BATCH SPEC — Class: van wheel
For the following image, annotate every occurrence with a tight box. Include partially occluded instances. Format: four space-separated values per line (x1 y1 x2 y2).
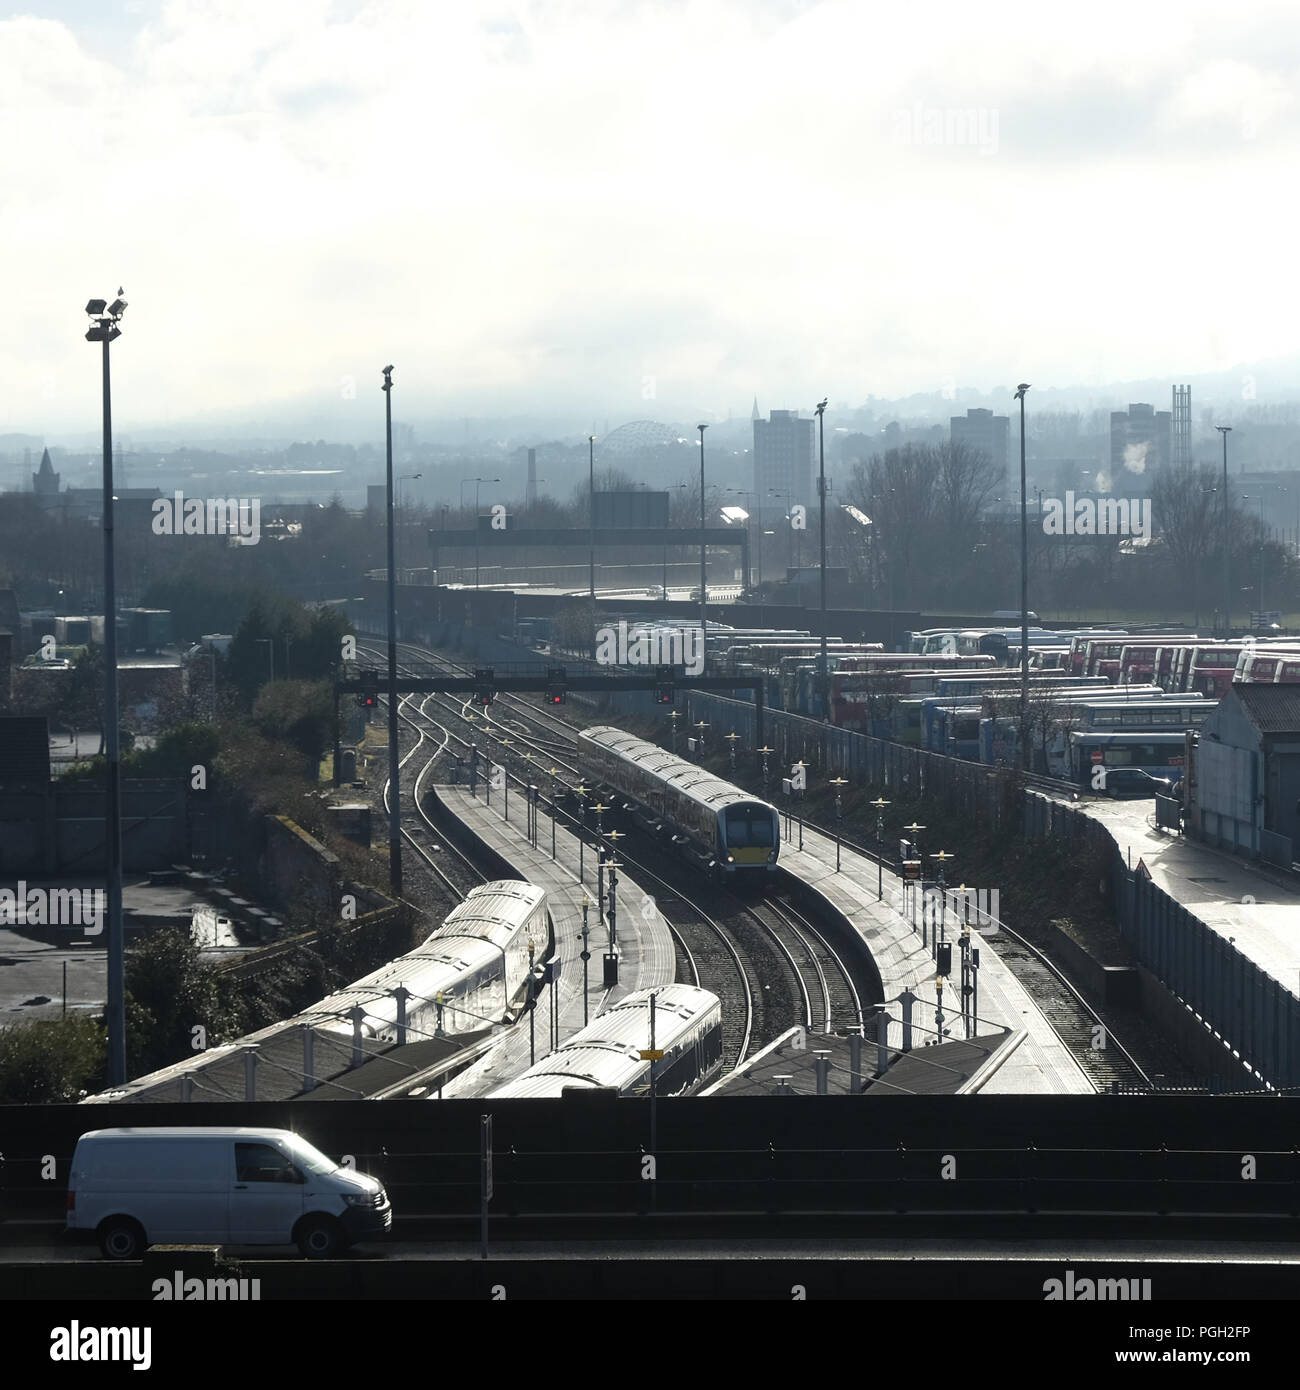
98 1217 146 1260
295 1216 343 1259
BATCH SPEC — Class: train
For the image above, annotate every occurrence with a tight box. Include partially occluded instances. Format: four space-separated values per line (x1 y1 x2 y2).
486 984 724 1098
302 880 547 1043
576 725 780 879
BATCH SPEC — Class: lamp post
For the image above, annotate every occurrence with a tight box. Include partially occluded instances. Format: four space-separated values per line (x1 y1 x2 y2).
1216 425 1232 636
85 292 128 1085
904 821 926 932
548 767 558 859
1014 383 1031 769
697 424 709 644
815 398 829 726
579 896 591 1025
527 937 536 1066
588 434 597 603
725 730 739 772
396 472 421 580
574 783 588 884
758 745 774 791
829 775 848 871
693 720 709 760
870 796 891 901
382 366 402 895
932 849 955 956
668 710 680 756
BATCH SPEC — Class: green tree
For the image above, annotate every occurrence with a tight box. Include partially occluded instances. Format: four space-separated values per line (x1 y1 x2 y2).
125 931 245 1078
0 1015 107 1103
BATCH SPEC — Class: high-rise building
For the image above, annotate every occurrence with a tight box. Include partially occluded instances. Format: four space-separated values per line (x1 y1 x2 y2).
1110 403 1171 475
1172 384 1192 470
753 408 815 521
949 408 1009 475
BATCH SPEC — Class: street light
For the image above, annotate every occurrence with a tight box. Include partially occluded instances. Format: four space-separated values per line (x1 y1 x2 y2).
589 435 597 603
382 366 402 895
85 291 127 1085
1014 383 1031 769
815 398 829 726
829 775 848 872
870 796 891 901
697 424 709 645
459 476 499 590
1216 426 1232 636
396 472 421 581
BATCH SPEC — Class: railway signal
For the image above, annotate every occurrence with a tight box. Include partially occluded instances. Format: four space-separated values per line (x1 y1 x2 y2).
474 667 496 707
653 664 675 704
359 668 379 708
545 665 567 705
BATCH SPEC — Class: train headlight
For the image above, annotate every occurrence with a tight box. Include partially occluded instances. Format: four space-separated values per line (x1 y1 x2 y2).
727 855 734 863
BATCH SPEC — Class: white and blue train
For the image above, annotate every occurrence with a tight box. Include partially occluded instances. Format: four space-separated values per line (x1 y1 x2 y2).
576 726 780 880
486 984 723 1098
304 880 547 1044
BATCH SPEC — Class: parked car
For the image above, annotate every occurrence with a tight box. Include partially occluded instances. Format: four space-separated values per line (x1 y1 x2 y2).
67 1126 391 1259
1100 767 1177 799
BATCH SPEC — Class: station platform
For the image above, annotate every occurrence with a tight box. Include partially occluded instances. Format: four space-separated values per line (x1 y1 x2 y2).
1073 795 1300 1001
779 818 1094 1095
431 782 675 1095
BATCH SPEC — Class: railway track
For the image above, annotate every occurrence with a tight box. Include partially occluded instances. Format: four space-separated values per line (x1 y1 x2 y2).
352 638 884 1070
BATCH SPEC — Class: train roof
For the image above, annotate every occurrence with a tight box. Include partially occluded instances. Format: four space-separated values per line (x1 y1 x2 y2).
487 986 720 1097
579 726 779 816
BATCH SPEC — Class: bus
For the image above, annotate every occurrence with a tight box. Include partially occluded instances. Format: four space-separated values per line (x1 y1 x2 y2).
1116 638 1202 685
1174 645 1247 697
1067 731 1189 787
1233 647 1300 683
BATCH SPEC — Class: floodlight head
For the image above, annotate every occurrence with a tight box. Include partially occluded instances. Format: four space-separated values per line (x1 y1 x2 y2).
85 298 107 316
108 298 127 317
697 423 708 432
816 397 828 413
1015 383 1031 398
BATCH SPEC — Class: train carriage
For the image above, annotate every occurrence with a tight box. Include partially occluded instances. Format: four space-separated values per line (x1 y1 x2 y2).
304 880 546 1043
576 726 779 878
486 985 723 1098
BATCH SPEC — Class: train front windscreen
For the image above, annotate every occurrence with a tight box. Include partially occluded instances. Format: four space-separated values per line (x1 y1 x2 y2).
724 804 777 865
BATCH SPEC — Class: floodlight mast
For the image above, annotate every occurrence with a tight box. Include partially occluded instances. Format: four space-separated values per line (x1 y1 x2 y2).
85 292 127 1085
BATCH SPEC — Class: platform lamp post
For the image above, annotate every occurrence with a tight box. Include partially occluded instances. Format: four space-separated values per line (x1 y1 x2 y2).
396 471 421 580
603 830 624 951
85 292 128 1086
574 784 588 884
960 920 973 1038
588 434 597 604
725 731 739 772
547 767 559 859
1013 383 1031 769
578 896 591 1025
829 776 848 872
758 745 774 791
1216 425 1233 636
932 850 955 955
668 709 681 756
870 796 891 901
527 937 537 1066
903 822 926 932
694 720 709 760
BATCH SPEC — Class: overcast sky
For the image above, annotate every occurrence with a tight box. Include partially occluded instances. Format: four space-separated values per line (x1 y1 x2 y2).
5 0 1300 440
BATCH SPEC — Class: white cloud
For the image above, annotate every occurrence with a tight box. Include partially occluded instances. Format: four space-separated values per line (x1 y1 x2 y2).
3 0 1300 436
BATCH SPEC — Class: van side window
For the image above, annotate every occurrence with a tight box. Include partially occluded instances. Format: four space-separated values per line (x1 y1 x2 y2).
235 1142 302 1184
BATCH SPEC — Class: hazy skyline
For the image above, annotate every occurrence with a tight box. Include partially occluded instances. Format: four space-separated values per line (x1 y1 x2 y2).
5 0 1300 440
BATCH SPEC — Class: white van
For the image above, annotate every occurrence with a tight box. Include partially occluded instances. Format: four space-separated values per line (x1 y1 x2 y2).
67 1126 392 1260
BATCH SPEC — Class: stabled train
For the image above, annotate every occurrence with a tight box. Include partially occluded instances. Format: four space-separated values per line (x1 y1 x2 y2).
486 985 724 1098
